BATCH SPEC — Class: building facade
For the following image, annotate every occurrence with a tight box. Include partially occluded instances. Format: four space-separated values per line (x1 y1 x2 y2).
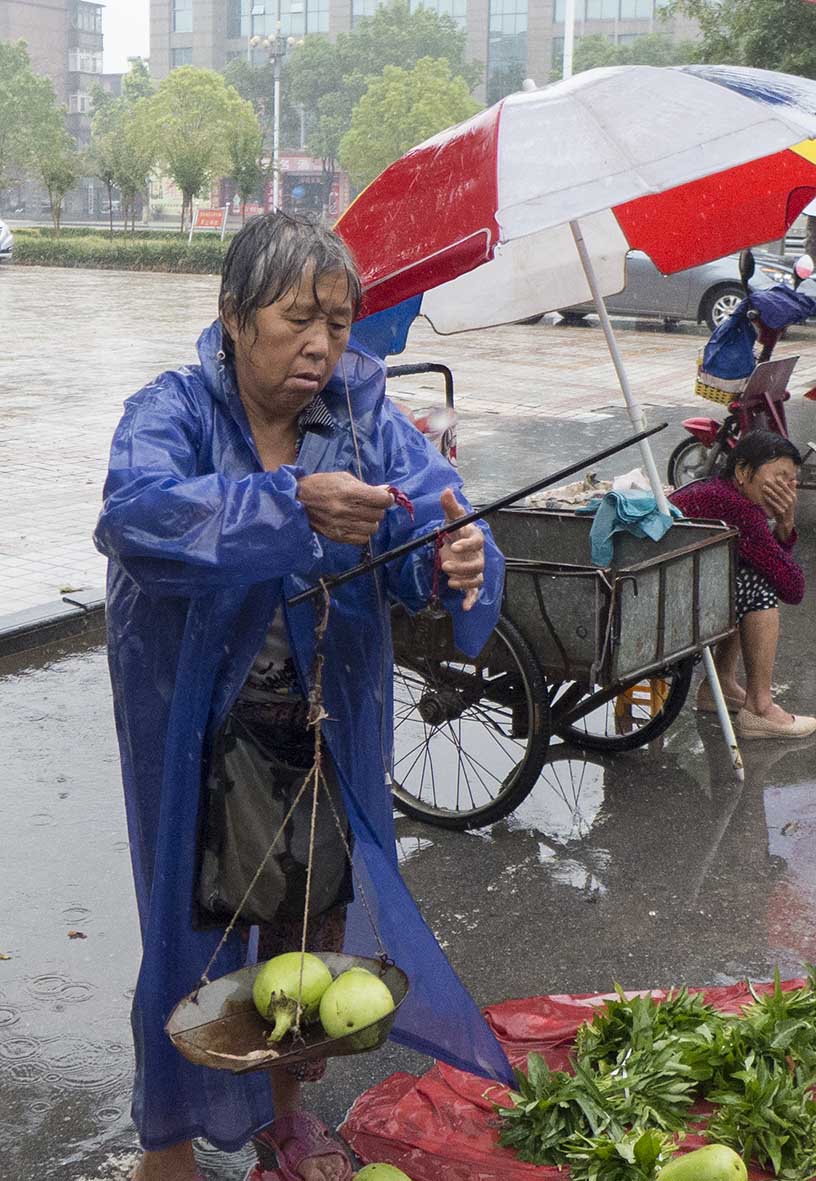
0 0 119 215
0 0 105 144
149 0 692 96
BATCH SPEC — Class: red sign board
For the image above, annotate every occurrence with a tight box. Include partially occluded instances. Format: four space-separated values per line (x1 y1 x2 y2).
195 209 227 229
188 206 228 243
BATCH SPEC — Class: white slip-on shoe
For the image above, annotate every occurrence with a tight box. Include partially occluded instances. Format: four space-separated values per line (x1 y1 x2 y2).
734 708 816 739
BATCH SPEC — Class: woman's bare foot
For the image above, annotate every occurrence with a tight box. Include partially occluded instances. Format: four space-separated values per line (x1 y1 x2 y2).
696 678 746 710
744 700 795 726
131 1141 199 1181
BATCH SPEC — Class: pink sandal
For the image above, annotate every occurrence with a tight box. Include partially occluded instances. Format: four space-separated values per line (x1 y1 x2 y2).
252 1112 354 1181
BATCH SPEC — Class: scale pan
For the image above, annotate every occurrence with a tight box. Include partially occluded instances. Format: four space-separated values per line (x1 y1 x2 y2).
165 952 409 1074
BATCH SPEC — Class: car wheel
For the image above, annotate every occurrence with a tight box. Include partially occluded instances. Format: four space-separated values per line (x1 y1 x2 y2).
558 310 588 325
702 285 744 331
515 313 545 325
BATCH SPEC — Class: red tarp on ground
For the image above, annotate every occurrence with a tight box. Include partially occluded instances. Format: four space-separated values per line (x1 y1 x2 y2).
340 981 808 1181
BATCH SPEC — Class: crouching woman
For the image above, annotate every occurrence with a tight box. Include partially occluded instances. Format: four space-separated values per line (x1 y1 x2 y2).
671 429 814 739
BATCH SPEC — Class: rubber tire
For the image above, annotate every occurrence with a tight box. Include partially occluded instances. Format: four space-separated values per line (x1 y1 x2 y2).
391 615 551 830
553 657 694 753
667 438 723 488
701 284 744 332
558 310 588 325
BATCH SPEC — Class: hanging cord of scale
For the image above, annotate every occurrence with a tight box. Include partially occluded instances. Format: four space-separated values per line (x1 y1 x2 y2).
193 360 395 1045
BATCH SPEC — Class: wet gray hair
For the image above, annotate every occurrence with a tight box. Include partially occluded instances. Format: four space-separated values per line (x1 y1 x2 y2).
218 211 362 342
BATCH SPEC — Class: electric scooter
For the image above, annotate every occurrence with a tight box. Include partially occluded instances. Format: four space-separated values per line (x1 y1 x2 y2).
667 250 816 490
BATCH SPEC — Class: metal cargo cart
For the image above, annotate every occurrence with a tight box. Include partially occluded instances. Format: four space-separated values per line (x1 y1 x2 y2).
386 366 739 831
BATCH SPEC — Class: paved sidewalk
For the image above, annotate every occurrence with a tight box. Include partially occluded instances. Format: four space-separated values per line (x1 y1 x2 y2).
3 265 816 617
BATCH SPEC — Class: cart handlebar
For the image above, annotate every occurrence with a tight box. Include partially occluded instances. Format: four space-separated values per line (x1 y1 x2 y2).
286 422 668 609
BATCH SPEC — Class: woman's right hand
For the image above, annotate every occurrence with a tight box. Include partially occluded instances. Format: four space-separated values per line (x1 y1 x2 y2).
297 472 394 545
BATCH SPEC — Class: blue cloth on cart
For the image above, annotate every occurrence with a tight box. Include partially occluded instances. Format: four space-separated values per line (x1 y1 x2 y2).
577 489 681 567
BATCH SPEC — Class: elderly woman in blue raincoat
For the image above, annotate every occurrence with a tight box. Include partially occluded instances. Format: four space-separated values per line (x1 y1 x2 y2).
95 213 511 1181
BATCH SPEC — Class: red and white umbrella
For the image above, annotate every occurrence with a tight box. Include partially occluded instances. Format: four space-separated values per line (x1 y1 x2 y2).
340 65 816 333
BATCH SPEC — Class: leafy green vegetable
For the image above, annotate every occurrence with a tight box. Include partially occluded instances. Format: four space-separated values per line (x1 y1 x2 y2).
707 1052 816 1181
497 970 816 1179
497 1054 622 1165
576 988 722 1073
561 1127 675 1181
732 968 816 1085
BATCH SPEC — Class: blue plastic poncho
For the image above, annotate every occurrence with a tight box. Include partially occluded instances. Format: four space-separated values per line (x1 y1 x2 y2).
94 322 512 1152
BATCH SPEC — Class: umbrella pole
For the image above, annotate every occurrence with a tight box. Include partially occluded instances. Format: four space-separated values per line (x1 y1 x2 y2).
569 218 744 782
569 219 669 512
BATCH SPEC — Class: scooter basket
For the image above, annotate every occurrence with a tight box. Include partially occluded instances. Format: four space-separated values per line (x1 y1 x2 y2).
694 354 748 406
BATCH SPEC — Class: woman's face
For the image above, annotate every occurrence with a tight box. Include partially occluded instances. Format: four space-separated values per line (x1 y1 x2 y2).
226 268 354 416
735 456 798 512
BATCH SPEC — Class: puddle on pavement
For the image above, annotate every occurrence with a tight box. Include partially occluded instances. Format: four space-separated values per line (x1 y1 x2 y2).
4 626 816 1176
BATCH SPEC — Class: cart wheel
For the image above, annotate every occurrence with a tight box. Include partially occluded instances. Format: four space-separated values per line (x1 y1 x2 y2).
391 615 551 829
551 658 694 752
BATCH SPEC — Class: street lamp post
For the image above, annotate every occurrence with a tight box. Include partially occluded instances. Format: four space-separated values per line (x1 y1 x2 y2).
250 29 301 212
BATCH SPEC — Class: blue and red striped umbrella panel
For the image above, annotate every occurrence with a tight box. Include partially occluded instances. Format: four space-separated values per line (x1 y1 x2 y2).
338 65 816 338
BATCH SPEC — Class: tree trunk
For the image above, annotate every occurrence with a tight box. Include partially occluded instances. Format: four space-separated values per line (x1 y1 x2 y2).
107 181 114 238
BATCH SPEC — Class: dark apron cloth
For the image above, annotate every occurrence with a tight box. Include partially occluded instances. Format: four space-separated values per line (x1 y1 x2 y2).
198 702 353 927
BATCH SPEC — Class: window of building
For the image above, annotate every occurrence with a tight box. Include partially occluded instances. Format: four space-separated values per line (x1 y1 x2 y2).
173 0 193 34
68 48 103 74
554 0 655 16
69 92 92 114
172 47 194 68
240 0 330 39
585 0 621 18
409 0 467 28
71 3 103 33
618 0 655 17
307 0 329 33
487 0 528 106
351 0 380 26
228 0 243 39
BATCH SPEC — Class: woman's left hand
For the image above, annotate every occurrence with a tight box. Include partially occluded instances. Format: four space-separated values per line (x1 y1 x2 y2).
438 488 485 611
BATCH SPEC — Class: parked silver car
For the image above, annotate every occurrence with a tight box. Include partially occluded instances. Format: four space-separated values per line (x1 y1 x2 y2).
0 219 13 261
561 250 795 331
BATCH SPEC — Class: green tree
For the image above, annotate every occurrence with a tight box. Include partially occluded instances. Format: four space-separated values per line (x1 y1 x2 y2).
289 0 480 172
223 57 301 152
0 41 64 194
227 109 265 221
31 121 82 233
672 0 816 76
122 57 153 102
88 88 120 234
89 60 158 235
115 100 158 232
569 32 700 76
142 67 257 230
339 56 480 189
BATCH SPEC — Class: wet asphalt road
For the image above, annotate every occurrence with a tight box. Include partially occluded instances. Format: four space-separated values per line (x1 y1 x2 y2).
2 276 816 1180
